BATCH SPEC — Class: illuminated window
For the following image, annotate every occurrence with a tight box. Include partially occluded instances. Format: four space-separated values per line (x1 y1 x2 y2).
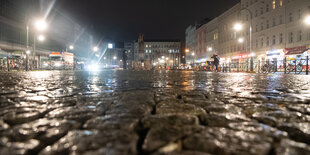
272 0 276 10
213 33 218 40
280 0 283 7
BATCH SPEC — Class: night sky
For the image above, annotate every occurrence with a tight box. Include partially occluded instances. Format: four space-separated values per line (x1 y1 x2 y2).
55 0 239 42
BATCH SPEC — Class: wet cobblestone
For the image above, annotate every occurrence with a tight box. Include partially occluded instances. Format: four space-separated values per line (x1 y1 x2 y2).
0 70 310 155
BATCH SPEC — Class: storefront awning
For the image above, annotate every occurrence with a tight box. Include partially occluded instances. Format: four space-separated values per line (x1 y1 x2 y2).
285 45 308 55
285 49 308 55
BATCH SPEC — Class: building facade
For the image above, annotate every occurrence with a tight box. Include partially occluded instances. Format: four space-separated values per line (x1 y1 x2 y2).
186 0 310 71
217 3 242 66
134 35 181 70
185 25 197 64
124 42 134 69
195 24 208 63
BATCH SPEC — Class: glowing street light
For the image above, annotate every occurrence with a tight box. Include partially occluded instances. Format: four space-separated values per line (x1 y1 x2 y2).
113 56 117 60
34 19 47 31
69 45 74 50
208 47 213 51
238 37 244 43
108 43 113 49
93 46 99 52
104 57 106 60
233 23 243 31
191 53 195 56
26 50 31 55
38 35 45 41
185 49 190 53
305 15 310 25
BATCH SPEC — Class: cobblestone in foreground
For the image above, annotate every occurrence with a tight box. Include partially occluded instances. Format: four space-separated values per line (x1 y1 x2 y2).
0 70 310 155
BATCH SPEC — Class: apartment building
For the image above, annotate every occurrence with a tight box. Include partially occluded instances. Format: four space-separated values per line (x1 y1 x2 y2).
134 35 181 70
186 0 310 69
185 25 197 64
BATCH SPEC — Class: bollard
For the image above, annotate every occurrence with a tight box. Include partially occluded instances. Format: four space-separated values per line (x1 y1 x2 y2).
307 56 309 75
258 60 260 73
26 55 29 71
284 57 286 74
7 56 10 72
237 62 239 72
295 59 297 74
250 57 254 72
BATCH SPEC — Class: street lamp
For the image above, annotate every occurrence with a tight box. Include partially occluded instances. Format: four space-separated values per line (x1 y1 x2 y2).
93 46 99 52
191 52 195 66
108 43 113 49
26 50 31 55
28 19 48 70
305 15 310 25
38 35 45 41
34 19 47 31
234 9 253 71
238 37 244 43
208 47 213 52
69 45 74 50
233 23 243 31
113 56 117 60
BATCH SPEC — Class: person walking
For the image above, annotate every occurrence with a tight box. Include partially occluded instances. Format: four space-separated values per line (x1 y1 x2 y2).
211 54 220 72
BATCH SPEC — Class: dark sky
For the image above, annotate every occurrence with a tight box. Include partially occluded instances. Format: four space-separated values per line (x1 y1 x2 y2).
55 0 239 42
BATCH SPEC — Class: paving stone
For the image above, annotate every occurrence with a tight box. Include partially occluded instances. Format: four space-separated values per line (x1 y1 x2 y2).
0 70 309 154
183 127 272 155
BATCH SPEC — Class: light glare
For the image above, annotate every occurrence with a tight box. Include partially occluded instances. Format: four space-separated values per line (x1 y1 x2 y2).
305 16 310 25
93 46 98 52
234 23 243 31
35 20 47 31
38 35 45 41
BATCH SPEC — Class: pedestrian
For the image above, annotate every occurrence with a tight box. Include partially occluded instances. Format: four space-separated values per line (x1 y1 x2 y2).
211 54 220 72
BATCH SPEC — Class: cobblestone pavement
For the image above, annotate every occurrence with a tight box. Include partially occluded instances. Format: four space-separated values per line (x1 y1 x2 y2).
0 70 310 155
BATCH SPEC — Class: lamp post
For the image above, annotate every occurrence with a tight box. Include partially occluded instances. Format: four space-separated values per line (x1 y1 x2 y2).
305 15 310 75
234 8 253 71
26 19 47 70
192 52 195 67
26 50 31 71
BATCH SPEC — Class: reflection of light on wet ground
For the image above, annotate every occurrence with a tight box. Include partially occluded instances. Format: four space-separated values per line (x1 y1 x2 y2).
26 96 49 102
29 71 52 79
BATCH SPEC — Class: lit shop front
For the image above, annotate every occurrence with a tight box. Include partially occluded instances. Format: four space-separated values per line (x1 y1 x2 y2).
285 45 309 60
228 53 256 71
264 49 285 69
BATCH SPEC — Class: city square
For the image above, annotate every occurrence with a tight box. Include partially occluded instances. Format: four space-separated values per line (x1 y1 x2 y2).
1 0 310 155
0 70 310 154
